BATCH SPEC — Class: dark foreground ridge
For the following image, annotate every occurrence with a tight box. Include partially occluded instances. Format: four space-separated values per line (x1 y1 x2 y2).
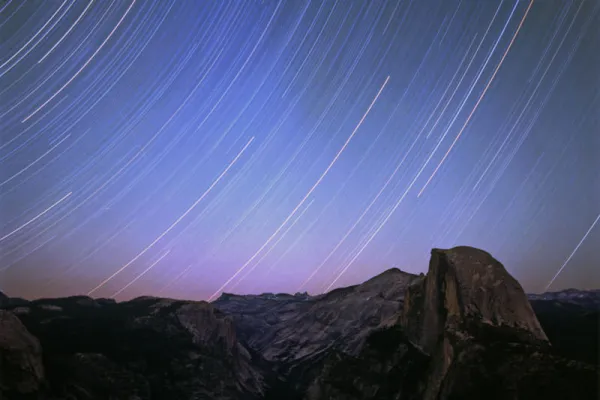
1 246 598 399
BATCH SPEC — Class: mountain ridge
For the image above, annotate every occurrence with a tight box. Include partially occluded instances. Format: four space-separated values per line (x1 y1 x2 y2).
3 269 598 304
1 246 597 399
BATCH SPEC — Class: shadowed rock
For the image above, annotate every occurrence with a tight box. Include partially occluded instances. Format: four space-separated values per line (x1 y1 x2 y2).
0 297 265 399
0 310 45 398
307 246 596 400
214 268 420 399
529 289 599 365
0 291 29 308
0 291 7 306
0 246 597 400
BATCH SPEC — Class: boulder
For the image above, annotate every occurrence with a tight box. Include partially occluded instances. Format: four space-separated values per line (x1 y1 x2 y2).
0 310 45 398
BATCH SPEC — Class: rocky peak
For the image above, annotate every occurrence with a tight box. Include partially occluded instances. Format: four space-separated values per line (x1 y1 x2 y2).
175 302 238 353
403 246 548 353
215 266 420 366
307 247 595 400
1 246 597 400
0 310 45 397
355 267 417 299
0 296 266 399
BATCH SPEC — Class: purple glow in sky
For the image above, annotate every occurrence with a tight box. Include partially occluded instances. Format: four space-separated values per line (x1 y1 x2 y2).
1 0 598 301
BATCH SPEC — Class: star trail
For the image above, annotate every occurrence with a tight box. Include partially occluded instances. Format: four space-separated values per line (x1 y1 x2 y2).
1 0 598 301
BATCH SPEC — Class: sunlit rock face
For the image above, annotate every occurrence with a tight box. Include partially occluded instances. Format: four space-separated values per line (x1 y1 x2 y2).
214 267 418 364
0 247 597 400
306 247 596 400
213 268 420 399
402 246 548 354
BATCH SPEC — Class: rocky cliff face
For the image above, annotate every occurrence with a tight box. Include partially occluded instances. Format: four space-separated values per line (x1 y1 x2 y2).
302 247 598 400
0 296 265 400
214 268 419 399
214 268 417 362
0 247 597 400
402 247 548 353
0 310 45 398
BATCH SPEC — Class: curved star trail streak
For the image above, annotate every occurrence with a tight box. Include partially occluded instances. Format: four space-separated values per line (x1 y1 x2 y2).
417 0 534 197
86 136 254 296
208 75 390 301
0 0 597 301
545 213 600 292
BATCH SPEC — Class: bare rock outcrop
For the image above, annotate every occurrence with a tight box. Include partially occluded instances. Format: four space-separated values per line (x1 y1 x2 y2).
215 268 419 399
0 296 266 400
402 246 547 353
1 246 597 400
0 310 45 398
306 246 597 400
215 268 418 365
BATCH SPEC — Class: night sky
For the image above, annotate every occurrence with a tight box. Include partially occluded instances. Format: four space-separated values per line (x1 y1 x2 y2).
1 0 598 302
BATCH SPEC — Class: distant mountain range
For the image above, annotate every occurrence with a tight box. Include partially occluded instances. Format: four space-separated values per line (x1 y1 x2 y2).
528 288 600 304
1 246 598 399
